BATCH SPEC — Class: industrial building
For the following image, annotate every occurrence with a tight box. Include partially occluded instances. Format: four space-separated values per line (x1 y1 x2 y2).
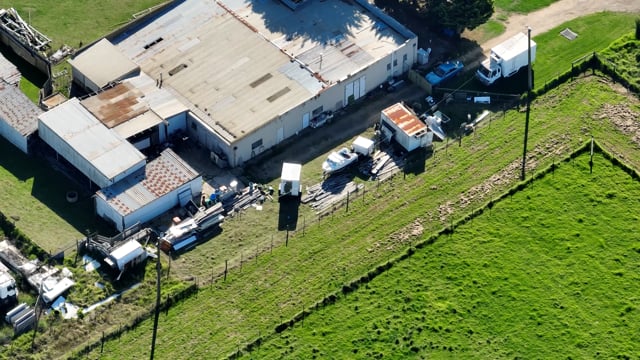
0 53 41 154
94 148 201 231
69 0 418 167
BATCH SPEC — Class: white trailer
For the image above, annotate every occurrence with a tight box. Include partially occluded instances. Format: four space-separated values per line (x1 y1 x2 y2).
104 239 147 272
476 32 537 86
279 162 302 200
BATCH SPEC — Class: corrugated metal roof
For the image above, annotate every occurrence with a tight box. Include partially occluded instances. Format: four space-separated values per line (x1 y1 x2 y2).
69 38 140 88
0 80 41 136
382 103 427 137
96 148 200 216
0 52 20 85
38 98 146 180
110 0 411 143
115 0 318 142
81 73 187 128
113 111 163 139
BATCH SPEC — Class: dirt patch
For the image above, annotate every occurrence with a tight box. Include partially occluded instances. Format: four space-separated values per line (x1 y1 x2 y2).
595 103 640 145
368 218 424 253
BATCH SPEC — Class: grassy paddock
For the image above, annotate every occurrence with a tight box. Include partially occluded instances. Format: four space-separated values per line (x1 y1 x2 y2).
533 12 639 86
246 151 640 358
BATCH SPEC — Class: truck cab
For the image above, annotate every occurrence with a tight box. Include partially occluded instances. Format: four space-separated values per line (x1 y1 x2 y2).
476 60 502 85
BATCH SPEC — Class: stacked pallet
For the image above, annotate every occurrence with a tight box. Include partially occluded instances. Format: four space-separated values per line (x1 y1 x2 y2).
302 174 364 214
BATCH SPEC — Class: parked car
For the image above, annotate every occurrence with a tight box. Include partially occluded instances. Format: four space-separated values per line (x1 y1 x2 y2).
425 60 464 86
310 111 334 128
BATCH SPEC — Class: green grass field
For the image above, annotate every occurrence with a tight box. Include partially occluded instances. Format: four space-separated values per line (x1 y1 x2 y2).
246 152 640 359
533 12 639 86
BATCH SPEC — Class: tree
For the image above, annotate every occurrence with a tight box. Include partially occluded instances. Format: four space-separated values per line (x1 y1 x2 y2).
420 0 494 34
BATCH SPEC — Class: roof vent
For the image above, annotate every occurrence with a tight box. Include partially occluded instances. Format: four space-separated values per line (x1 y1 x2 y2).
169 64 188 76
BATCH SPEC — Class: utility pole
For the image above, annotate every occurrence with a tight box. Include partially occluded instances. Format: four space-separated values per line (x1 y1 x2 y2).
150 251 161 359
521 27 533 181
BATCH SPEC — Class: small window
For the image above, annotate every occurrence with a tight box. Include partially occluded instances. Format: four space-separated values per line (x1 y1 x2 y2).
312 106 323 117
403 54 408 62
393 59 398 67
251 139 263 150
386 63 391 71
191 122 197 131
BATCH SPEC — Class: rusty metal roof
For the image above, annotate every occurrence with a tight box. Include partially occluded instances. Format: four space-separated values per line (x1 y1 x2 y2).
81 73 187 129
81 82 147 128
96 148 201 216
381 103 427 137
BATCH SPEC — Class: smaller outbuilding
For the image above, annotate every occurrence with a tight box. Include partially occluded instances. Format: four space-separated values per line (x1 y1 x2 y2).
103 239 147 273
380 103 433 152
95 148 202 231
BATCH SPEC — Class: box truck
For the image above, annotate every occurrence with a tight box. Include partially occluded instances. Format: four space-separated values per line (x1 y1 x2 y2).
476 32 536 86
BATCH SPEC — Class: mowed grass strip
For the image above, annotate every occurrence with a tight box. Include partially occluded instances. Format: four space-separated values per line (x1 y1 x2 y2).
82 75 640 359
246 152 640 359
494 0 560 14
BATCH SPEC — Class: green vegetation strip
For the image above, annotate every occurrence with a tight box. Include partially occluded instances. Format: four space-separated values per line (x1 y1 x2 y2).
493 0 560 14
76 75 640 359
247 151 640 359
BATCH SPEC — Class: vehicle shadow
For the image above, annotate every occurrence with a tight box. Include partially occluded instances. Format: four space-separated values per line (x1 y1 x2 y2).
277 199 300 231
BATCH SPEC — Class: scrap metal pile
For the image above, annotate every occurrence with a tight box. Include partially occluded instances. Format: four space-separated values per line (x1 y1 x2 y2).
0 8 51 52
301 174 363 214
360 147 406 181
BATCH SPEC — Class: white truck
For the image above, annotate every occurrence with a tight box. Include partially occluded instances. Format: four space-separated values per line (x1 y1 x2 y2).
278 162 302 201
476 32 536 86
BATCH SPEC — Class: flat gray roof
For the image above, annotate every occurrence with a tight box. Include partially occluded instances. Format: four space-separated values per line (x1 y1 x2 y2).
0 80 41 136
114 0 411 143
38 98 147 181
96 148 200 216
69 38 140 89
